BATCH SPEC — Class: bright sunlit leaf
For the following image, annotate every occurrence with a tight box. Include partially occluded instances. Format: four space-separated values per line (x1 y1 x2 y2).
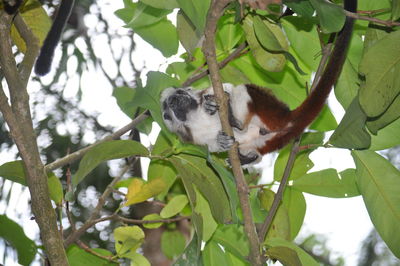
125 178 167 206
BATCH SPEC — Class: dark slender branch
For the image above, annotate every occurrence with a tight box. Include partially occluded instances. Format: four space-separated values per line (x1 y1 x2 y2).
259 20 339 242
259 137 301 241
76 240 117 262
202 1 262 265
92 213 190 225
45 111 149 172
344 10 400 27
183 42 248 87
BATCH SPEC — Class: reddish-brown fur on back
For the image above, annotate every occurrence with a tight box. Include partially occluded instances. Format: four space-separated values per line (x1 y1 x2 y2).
246 84 291 130
251 0 356 155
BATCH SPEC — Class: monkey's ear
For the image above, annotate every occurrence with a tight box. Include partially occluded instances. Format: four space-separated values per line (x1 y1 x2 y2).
3 0 23 14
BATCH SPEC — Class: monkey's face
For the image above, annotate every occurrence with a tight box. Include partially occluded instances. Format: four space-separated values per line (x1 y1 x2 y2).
161 87 199 129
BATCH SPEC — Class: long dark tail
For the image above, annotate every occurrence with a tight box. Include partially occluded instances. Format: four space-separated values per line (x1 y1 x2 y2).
34 0 75 76
292 0 357 123
258 0 356 154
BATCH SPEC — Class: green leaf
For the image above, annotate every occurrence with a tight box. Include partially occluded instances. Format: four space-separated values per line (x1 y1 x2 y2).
67 244 116 266
329 97 371 149
141 0 178 9
114 226 145 258
309 0 346 33
335 33 363 109
124 177 167 206
112 86 136 118
274 146 314 182
216 14 243 52
48 173 64 204
202 241 230 266
170 154 232 224
359 30 400 117
161 230 186 259
370 117 400 151
243 15 286 72
253 16 288 52
258 189 290 241
0 215 37 266
367 93 400 134
176 0 211 33
265 238 319 266
283 188 306 240
0 160 26 185
126 2 171 29
265 246 302 266
352 150 400 258
392 0 400 20
194 186 218 242
308 105 337 132
143 214 163 229
130 253 151 266
133 18 179 57
207 158 239 222
282 16 320 71
285 0 314 18
177 10 202 55
212 225 249 259
73 140 149 186
160 194 189 218
10 0 52 53
0 161 64 204
292 168 360 198
174 233 202 266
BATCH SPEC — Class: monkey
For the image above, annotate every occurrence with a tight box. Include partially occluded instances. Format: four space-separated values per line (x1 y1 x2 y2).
160 0 356 165
34 0 75 76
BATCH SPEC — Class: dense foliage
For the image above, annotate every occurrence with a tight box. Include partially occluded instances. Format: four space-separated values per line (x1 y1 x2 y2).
1 0 400 265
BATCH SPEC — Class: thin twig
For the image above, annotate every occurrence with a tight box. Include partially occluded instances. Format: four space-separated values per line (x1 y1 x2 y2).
76 240 117 262
45 111 149 172
91 213 190 226
64 164 131 247
259 137 301 241
344 10 400 27
258 14 341 241
202 0 262 265
182 42 248 87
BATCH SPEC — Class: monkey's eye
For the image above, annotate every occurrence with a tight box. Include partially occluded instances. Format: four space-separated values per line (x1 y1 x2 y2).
163 113 172 121
176 89 186 95
163 101 168 110
259 128 269 135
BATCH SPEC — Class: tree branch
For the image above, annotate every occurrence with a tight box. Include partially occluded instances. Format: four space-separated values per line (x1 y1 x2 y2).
64 164 130 247
344 10 400 27
259 23 339 242
202 1 262 265
259 137 301 241
0 11 68 265
182 42 248 87
45 111 149 172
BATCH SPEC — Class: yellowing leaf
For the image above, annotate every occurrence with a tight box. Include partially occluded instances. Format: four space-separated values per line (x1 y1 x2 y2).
124 178 167 206
10 0 51 53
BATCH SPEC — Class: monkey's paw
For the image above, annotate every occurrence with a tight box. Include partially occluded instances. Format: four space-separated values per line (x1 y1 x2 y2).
203 94 219 115
217 131 234 151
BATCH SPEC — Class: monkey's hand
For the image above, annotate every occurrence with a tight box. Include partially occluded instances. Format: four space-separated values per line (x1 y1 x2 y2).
217 131 234 151
203 94 219 115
